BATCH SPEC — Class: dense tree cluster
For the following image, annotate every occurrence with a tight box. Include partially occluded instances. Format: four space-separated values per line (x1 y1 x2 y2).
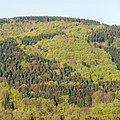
0 16 100 25
88 26 120 46
87 25 120 71
0 17 120 120
21 31 65 45
105 47 120 70
0 39 120 110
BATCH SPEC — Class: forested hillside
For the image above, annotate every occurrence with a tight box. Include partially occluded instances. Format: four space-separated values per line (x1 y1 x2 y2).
0 16 120 120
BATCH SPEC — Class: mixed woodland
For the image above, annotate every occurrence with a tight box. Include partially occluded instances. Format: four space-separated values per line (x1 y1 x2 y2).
0 16 120 120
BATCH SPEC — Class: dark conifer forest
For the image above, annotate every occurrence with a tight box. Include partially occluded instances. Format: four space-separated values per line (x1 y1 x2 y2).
0 16 120 120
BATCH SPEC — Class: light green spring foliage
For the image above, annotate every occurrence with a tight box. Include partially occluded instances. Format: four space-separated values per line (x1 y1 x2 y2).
1 18 120 120
19 21 120 82
0 83 120 120
0 20 120 82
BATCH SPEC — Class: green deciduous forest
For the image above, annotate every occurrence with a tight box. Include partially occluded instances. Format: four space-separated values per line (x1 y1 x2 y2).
0 16 120 120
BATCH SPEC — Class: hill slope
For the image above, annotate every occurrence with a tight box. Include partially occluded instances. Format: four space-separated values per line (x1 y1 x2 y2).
0 16 120 120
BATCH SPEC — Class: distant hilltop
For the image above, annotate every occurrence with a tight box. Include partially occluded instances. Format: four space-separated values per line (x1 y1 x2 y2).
0 16 101 25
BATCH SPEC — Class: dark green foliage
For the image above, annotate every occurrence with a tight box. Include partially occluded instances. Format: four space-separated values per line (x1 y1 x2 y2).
22 31 65 45
0 16 100 25
105 47 120 70
0 38 115 108
88 26 120 46
0 16 120 119
87 25 120 70
2 91 10 110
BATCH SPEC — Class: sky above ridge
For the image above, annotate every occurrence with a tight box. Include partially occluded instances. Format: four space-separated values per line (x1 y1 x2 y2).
0 0 120 25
